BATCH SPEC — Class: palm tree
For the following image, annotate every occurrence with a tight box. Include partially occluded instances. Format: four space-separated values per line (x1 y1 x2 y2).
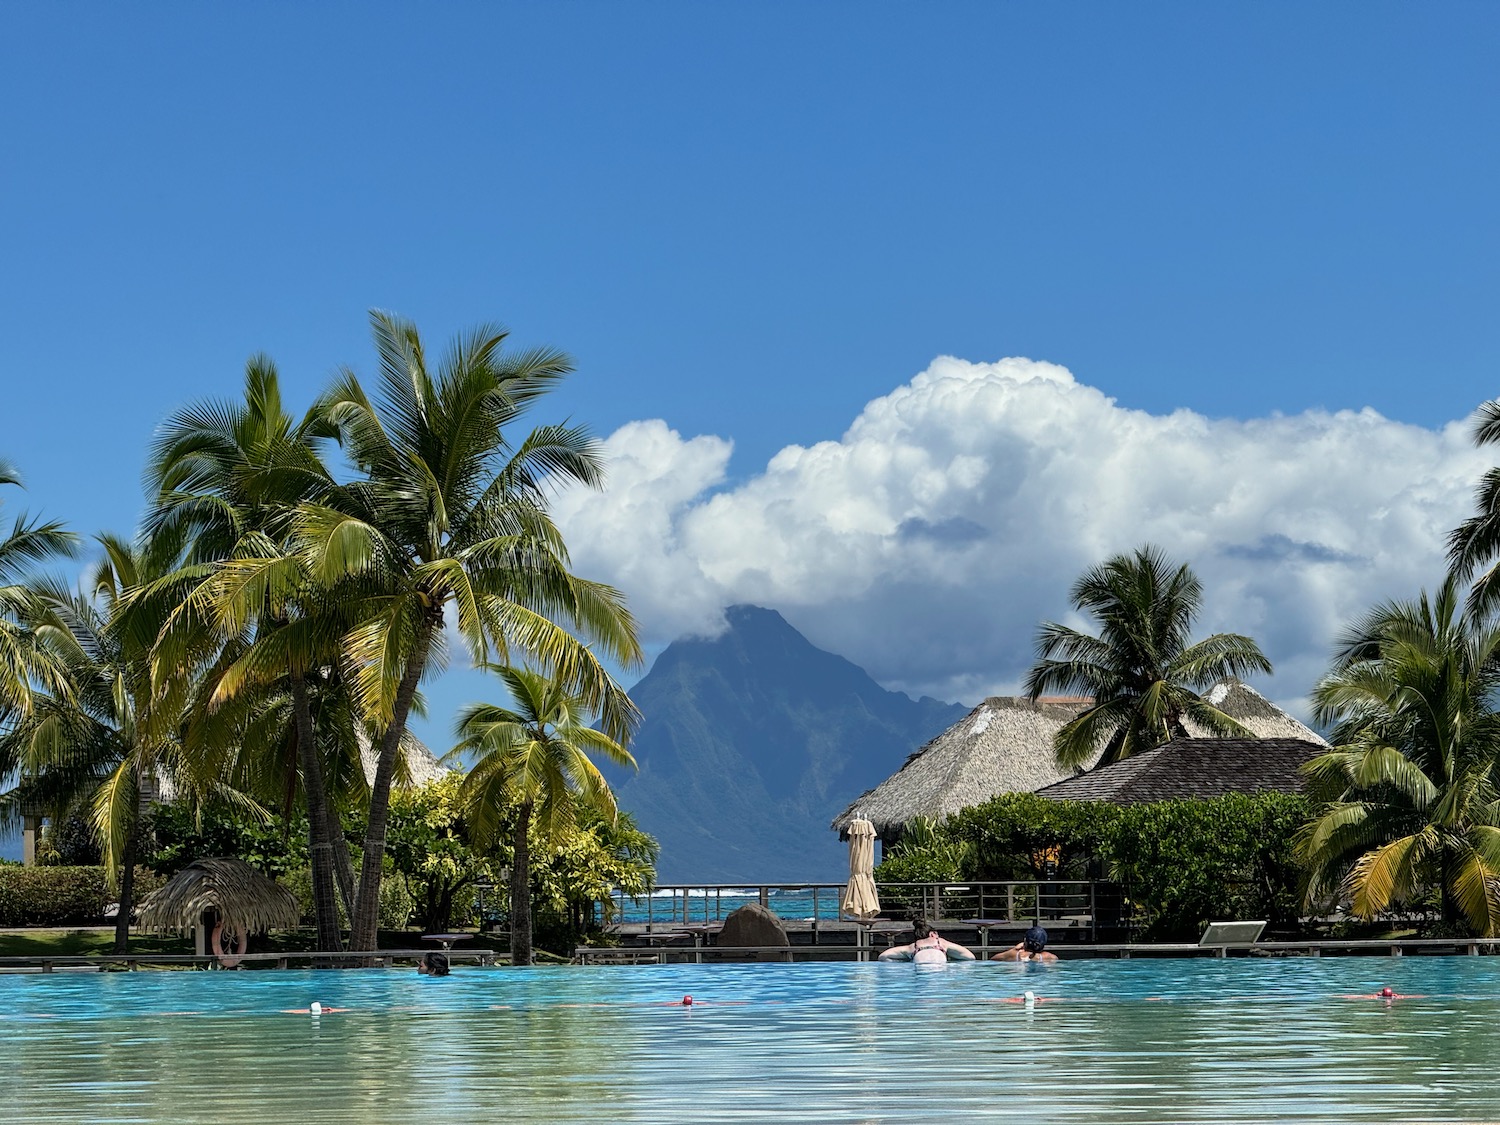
303 311 642 952
454 665 635 965
5 533 206 951
1026 545 1273 768
145 358 354 951
0 461 77 723
1448 400 1500 612
1299 578 1500 935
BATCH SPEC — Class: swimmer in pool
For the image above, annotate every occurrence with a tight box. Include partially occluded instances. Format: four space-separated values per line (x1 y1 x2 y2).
877 918 976 963
991 925 1058 963
418 952 450 976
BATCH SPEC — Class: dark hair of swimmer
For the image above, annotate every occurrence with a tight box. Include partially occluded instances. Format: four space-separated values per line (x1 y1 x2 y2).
1022 926 1048 953
419 952 450 976
912 918 934 939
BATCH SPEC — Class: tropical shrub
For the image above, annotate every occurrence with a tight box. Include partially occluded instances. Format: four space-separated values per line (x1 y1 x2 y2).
0 865 163 926
386 773 494 933
947 793 1119 880
146 801 309 881
379 775 658 949
930 791 1310 939
1108 793 1310 940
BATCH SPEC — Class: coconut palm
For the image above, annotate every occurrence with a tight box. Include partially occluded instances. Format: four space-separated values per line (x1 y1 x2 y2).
0 461 77 723
1026 545 1273 769
145 358 355 950
1299 578 1500 935
4 533 207 951
1448 400 1500 613
303 311 642 952
453 665 635 965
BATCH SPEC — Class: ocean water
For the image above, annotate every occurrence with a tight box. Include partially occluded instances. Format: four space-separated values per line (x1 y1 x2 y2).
611 887 847 923
7 956 1500 1123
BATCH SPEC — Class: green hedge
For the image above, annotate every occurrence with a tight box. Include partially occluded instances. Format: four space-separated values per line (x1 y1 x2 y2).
0 866 110 925
1108 793 1310 940
0 866 165 926
939 791 1312 940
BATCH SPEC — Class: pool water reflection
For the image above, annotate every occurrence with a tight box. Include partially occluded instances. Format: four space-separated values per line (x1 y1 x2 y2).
7 956 1500 1122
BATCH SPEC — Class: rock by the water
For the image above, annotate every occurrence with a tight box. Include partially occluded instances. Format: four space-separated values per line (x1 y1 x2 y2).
716 902 791 962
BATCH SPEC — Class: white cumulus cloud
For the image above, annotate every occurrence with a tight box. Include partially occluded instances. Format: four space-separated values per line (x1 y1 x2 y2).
552 357 1491 714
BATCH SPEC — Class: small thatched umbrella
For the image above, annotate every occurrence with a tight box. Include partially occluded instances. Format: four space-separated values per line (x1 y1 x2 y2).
137 858 300 949
840 817 881 920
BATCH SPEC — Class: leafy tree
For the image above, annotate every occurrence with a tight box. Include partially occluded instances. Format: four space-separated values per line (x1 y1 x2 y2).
1026 545 1273 769
525 805 656 951
387 773 656 947
454 665 635 965
1299 578 1500 935
385 772 495 933
146 799 308 882
303 311 641 952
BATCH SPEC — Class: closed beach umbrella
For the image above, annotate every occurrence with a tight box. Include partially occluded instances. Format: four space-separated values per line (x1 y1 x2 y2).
840 817 881 919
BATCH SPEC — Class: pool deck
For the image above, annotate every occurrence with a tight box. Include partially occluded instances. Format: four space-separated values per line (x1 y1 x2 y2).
588 919 1500 965
2 924 1496 971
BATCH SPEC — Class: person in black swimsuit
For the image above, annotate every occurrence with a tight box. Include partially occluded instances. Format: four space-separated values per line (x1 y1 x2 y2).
991 925 1058 962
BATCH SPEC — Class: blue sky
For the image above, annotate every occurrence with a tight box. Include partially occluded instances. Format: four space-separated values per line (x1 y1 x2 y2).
4 3 1500 751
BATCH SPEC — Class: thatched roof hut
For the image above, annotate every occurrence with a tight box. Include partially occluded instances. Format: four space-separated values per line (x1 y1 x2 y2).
1185 681 1326 744
830 681 1325 845
831 696 1088 844
136 857 300 936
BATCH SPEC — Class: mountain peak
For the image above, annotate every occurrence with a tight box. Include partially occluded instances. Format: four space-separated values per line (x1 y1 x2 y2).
614 607 966 882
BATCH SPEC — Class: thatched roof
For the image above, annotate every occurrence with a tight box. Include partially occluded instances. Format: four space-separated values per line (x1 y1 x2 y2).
355 726 448 789
136 857 300 935
829 680 1326 838
1033 737 1321 804
831 696 1088 838
1186 681 1327 745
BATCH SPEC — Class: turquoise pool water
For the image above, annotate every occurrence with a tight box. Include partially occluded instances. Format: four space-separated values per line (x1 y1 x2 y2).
8 956 1500 1123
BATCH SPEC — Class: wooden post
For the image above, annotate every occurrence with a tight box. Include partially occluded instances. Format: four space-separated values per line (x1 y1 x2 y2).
21 815 40 867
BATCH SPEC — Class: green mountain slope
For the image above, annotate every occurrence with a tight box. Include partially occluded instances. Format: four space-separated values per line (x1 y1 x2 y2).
613 606 966 882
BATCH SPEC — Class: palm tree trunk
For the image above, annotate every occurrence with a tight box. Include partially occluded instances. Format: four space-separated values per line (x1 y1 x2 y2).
290 670 341 952
347 613 436 953
328 812 357 922
511 799 534 967
112 817 138 954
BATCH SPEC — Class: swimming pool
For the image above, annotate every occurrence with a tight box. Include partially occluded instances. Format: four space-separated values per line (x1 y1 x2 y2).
8 956 1500 1123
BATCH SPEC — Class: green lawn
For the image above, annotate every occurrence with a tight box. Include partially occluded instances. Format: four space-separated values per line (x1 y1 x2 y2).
0 927 503 958
0 929 191 957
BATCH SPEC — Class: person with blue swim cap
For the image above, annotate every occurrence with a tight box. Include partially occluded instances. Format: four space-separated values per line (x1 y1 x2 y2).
877 918 976 963
992 925 1057 962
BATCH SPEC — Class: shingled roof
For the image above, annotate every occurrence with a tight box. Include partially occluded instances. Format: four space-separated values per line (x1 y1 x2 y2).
1031 737 1321 805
